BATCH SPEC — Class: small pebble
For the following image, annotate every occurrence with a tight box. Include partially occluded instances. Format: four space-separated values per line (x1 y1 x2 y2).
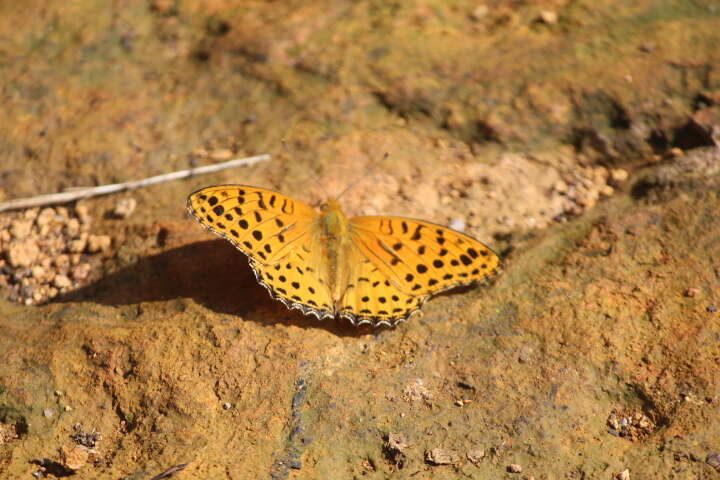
209 149 234 160
448 217 466 232
30 265 46 279
222 402 233 410
53 274 72 289
69 238 87 253
684 287 700 297
43 408 55 418
55 390 63 396
71 263 91 281
7 241 40 268
10 219 33 239
466 447 485 464
64 405 72 412
470 4 488 20
113 198 137 219
616 469 630 480
610 168 629 183
708 305 718 313
426 448 458 465
289 460 302 469
706 453 720 471
538 10 557 23
508 463 523 473
87 235 111 253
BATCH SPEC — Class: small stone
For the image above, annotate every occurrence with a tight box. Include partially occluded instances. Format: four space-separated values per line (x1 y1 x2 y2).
706 453 720 471
467 447 485 464
69 237 87 253
43 408 55 418
616 469 630 480
30 265 46 279
222 402 233 410
53 274 72 289
64 405 72 412
470 4 488 20
87 235 111 253
426 448 458 465
55 390 63 396
71 263 91 282
113 198 137 219
708 305 718 313
508 464 523 473
685 287 700 297
209 148 234 160
36 208 56 227
448 218 466 232
610 169 629 183
538 10 557 23
7 240 40 267
65 218 81 236
455 400 464 406
54 254 70 268
600 185 614 197
10 219 34 239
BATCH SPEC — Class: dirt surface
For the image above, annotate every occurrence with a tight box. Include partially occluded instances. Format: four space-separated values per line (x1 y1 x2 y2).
1 0 720 478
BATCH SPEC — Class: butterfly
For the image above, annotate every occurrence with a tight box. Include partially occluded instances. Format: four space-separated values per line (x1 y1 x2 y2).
187 185 501 327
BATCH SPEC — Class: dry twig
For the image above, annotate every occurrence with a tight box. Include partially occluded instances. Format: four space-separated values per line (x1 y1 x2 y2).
0 154 270 213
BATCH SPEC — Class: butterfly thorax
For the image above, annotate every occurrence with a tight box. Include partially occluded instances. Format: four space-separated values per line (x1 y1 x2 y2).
318 199 353 303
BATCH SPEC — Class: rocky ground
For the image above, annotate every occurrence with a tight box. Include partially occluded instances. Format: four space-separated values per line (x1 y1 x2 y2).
1 0 719 478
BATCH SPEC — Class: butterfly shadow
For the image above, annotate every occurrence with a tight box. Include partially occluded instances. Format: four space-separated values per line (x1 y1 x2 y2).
53 239 369 337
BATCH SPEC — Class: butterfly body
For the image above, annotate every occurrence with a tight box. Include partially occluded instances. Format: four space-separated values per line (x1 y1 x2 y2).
187 185 501 327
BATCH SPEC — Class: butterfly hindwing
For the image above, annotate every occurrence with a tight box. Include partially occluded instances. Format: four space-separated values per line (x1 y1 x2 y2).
337 245 427 327
349 216 501 296
249 253 334 320
187 185 316 265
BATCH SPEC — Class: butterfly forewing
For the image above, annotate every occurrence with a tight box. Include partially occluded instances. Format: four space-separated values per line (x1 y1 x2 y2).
349 216 501 296
187 185 316 265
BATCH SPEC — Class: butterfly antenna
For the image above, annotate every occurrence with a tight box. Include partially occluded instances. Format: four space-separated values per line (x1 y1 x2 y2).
336 152 388 200
310 169 328 199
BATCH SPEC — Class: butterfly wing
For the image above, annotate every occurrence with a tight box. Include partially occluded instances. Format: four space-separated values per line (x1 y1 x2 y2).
187 185 318 264
248 240 335 321
348 215 501 296
187 185 334 318
337 243 429 327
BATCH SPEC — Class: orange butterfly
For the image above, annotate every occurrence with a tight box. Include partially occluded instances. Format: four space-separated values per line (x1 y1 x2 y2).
187 185 501 327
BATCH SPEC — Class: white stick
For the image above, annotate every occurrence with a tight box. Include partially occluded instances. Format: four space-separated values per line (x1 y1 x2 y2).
0 154 271 213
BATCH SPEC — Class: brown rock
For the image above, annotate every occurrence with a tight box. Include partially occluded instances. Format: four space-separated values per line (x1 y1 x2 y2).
426 448 458 465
